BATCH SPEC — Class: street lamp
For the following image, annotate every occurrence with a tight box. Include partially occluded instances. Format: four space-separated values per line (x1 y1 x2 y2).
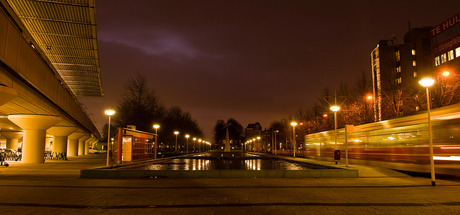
193 137 197 152
153 124 160 159
174 131 179 153
290 121 297 158
330 105 340 149
257 136 261 152
185 134 190 154
198 139 202 153
442 71 451 77
104 109 115 166
419 77 436 186
274 130 279 155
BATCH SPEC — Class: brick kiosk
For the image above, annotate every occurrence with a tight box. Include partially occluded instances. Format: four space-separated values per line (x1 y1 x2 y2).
112 126 155 164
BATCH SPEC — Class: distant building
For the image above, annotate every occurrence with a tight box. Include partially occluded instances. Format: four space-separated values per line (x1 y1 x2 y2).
245 122 262 140
371 27 432 121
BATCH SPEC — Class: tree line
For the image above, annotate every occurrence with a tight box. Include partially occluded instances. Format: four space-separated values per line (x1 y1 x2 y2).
102 74 203 146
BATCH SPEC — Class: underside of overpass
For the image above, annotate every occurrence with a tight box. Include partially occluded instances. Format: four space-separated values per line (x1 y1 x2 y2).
0 0 103 163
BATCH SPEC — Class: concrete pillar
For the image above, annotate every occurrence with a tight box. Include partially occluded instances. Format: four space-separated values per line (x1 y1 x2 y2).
0 132 22 150
68 133 87 156
86 139 98 155
85 137 97 155
78 135 94 155
8 115 61 164
47 126 78 156
79 136 91 155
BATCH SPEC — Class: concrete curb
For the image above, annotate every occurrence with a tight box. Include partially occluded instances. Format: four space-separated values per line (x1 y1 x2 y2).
80 168 359 178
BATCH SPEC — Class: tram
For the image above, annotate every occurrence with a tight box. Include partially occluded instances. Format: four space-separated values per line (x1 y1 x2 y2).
296 103 460 176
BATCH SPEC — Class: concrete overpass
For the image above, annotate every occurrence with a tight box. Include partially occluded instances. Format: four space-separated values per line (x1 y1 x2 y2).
0 0 102 163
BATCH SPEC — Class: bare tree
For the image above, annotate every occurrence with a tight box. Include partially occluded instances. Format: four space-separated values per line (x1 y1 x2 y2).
114 74 165 132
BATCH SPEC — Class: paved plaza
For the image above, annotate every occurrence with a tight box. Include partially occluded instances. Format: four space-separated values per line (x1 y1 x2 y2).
0 154 459 214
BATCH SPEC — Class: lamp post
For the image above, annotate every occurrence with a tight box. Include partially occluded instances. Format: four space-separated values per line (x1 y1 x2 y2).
330 106 340 149
257 136 261 153
252 138 256 152
174 131 179 153
153 124 160 159
274 130 279 155
198 139 202 153
185 134 190 154
419 77 436 186
290 121 297 158
193 137 197 153
104 109 115 166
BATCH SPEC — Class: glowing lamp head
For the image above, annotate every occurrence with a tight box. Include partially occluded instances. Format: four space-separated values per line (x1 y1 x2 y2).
330 106 340 112
185 134 190 138
198 139 202 142
442 71 451 77
104 109 115 116
193 137 196 141
290 121 298 127
174 131 179 135
153 124 160 129
257 136 261 140
419 78 435 87
367 95 373 100
252 138 256 141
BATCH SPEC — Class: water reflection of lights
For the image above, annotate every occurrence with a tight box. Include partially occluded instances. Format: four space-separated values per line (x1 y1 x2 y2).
244 159 261 170
190 159 210 170
185 159 190 170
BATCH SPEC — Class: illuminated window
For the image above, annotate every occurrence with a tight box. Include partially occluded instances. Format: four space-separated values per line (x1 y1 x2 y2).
412 60 416 66
396 77 402 84
441 53 447 63
412 49 416 55
435 56 440 66
456 47 460 58
413 72 417 77
395 50 400 61
396 66 401 73
448 50 454 61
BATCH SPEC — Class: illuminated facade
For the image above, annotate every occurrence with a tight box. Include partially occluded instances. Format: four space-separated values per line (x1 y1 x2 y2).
432 13 460 73
430 13 460 108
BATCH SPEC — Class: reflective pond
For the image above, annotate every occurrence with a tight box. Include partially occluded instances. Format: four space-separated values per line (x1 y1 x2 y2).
134 152 327 170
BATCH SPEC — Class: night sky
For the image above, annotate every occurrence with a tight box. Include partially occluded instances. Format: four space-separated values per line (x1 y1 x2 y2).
79 1 460 139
